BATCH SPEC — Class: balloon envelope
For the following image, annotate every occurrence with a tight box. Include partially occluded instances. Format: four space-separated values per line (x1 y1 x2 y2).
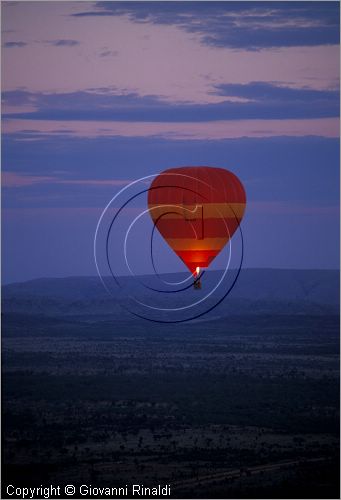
148 166 246 274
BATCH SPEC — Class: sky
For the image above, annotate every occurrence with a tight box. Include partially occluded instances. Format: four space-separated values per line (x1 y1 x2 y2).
1 1 340 283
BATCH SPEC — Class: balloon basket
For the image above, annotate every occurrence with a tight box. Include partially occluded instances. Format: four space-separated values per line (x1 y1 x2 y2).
193 279 202 290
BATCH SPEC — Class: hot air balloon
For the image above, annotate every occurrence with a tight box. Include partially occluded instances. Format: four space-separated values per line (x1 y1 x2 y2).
148 166 246 288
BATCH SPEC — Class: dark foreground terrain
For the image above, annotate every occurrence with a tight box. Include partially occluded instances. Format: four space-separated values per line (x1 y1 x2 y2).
2 270 340 498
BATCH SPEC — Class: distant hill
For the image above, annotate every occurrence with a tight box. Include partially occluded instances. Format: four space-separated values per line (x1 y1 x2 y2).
2 269 339 318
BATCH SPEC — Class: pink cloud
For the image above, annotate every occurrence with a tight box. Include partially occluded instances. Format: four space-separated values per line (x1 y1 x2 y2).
2 104 38 114
3 117 340 139
2 206 145 218
58 179 132 186
2 2 339 102
1 171 132 188
1 172 56 187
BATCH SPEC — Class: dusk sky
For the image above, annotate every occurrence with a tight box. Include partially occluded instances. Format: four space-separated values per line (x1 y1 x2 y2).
2 1 340 283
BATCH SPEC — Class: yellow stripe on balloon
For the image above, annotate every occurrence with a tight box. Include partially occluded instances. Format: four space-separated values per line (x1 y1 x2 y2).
149 203 245 220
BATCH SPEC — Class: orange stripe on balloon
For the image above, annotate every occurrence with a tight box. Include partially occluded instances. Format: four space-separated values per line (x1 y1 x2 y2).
165 237 229 251
155 217 240 239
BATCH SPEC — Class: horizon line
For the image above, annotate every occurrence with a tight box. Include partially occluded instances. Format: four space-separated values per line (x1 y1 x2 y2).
2 267 340 287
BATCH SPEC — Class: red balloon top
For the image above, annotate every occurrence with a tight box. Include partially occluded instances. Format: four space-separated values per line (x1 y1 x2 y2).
148 166 246 273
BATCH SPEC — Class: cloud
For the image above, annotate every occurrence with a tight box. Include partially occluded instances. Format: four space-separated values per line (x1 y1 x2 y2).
3 82 339 143
72 1 340 49
4 41 27 48
2 134 339 210
59 178 132 186
99 49 118 57
214 81 340 103
3 117 339 140
47 39 80 47
1 172 56 187
2 1 338 101
2 84 339 123
2 171 132 188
